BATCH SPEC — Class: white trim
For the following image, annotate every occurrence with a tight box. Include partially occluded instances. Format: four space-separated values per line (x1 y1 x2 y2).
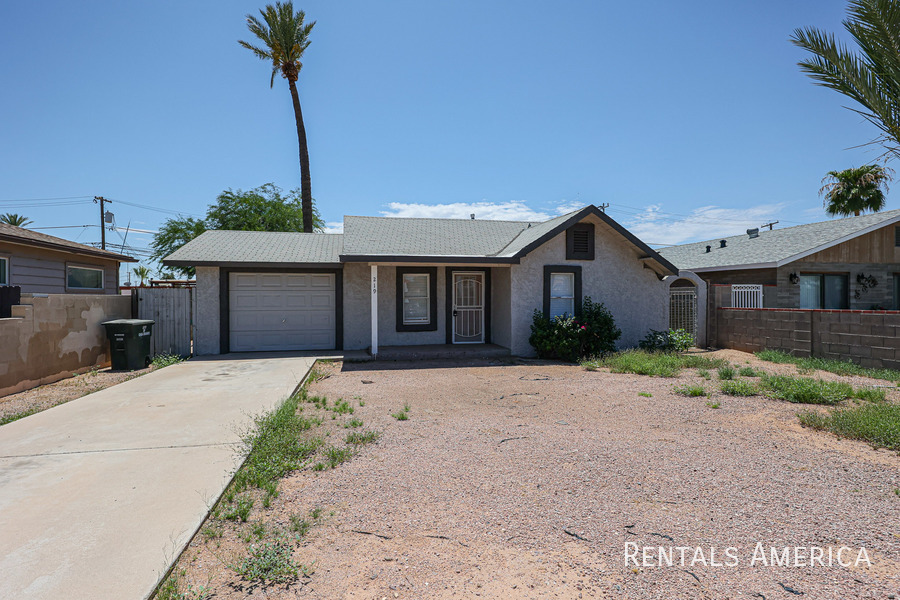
0 256 8 286
371 265 378 357
451 271 485 344
66 264 105 290
400 272 430 325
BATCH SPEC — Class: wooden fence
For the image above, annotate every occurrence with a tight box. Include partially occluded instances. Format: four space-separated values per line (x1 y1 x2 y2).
132 287 195 357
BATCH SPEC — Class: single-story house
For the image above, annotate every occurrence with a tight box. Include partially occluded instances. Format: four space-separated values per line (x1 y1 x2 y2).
163 205 678 356
657 208 900 310
0 223 135 295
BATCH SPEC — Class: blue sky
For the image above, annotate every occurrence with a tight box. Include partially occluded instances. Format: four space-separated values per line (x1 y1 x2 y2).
0 0 888 278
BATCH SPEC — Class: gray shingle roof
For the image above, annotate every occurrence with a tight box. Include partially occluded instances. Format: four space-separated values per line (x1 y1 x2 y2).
657 208 900 271
341 215 534 257
163 204 675 275
163 230 343 265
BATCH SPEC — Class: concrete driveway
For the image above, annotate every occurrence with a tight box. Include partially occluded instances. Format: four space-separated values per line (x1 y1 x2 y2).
0 353 316 600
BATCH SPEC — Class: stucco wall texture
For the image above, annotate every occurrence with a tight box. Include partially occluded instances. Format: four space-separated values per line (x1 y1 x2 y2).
193 267 220 355
0 293 131 397
508 215 669 355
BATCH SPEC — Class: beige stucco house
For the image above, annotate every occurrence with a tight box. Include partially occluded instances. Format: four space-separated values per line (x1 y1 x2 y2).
163 205 677 357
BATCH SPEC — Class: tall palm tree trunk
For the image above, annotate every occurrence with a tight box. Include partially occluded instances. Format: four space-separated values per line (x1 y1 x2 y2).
288 79 313 233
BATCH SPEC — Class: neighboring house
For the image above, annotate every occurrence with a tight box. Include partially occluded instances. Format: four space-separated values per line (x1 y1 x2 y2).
0 223 135 295
163 205 677 356
657 208 900 311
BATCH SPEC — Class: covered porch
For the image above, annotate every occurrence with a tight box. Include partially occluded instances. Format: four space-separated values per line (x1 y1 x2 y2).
357 263 513 358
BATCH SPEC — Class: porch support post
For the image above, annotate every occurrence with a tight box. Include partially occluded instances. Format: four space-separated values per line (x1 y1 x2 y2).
370 264 378 357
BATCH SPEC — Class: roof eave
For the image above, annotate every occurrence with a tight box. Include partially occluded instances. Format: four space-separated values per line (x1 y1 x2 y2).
163 260 343 269
0 233 137 262
339 254 520 264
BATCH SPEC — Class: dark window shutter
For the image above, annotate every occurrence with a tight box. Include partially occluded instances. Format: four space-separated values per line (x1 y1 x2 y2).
895 225 900 247
566 223 595 260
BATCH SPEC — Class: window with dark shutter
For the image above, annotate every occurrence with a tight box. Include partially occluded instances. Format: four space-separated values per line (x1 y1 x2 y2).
566 223 595 260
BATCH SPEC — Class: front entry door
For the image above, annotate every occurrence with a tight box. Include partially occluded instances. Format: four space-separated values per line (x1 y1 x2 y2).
452 272 484 343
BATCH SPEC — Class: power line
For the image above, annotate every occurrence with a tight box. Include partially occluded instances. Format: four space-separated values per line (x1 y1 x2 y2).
0 195 92 202
108 198 203 218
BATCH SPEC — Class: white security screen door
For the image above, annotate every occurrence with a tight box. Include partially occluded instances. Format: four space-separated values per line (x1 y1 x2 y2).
452 272 484 343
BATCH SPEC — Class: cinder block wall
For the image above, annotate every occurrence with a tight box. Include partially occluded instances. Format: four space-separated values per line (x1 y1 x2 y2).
716 308 900 370
0 293 131 397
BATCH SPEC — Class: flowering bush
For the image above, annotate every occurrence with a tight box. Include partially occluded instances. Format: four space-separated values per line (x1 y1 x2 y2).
528 296 621 362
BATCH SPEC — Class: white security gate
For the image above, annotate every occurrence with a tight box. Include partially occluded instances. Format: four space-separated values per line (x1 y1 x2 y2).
669 288 698 342
732 284 763 308
229 272 335 352
133 287 195 357
452 272 484 344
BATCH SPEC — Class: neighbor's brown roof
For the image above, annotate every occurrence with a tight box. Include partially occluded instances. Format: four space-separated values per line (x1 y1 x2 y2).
0 223 136 262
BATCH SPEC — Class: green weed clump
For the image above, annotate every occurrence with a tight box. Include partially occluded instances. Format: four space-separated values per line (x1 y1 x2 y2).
233 537 306 583
674 384 706 397
586 350 725 378
720 380 758 396
346 430 380 445
151 353 184 369
760 375 852 405
799 404 900 452
717 365 736 380
755 350 900 382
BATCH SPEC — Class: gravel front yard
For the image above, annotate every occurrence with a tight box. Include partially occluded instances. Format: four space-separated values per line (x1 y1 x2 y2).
173 352 900 599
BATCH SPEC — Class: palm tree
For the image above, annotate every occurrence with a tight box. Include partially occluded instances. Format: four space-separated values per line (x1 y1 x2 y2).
0 213 33 227
820 165 893 216
133 266 151 287
239 2 317 233
791 0 900 160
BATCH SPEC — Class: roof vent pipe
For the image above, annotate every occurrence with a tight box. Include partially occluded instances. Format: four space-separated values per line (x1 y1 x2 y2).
470 213 475 220
705 245 711 253
747 228 759 239
719 240 727 248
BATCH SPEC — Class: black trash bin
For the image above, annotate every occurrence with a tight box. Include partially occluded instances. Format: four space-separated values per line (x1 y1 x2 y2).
102 319 155 371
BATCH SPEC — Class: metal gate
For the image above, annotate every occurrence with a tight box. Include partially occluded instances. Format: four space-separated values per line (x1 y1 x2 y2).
133 287 195 357
732 284 763 308
669 288 698 342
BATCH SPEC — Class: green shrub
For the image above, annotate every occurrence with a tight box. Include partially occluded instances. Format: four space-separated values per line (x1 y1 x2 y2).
720 380 758 396
528 297 621 362
799 404 900 452
853 387 887 402
761 375 852 405
738 366 760 377
151 353 184 369
638 328 694 352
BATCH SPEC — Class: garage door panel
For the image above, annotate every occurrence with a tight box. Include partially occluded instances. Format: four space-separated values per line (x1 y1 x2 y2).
228 272 336 352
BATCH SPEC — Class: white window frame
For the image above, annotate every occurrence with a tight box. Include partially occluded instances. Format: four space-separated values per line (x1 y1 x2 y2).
0 256 8 286
66 264 105 291
401 273 430 325
549 272 576 318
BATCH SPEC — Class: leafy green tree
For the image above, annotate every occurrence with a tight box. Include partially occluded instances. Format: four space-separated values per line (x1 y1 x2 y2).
133 265 151 286
791 0 900 159
239 2 317 232
0 213 33 227
820 164 893 216
150 184 323 277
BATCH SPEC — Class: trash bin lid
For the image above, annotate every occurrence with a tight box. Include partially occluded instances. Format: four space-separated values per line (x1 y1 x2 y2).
102 319 156 326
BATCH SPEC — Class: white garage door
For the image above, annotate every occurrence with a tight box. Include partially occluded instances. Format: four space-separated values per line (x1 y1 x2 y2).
229 272 335 352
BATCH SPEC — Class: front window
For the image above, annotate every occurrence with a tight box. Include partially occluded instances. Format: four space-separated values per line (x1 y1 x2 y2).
402 273 430 324
67 265 104 290
799 273 848 309
0 257 7 285
549 272 575 318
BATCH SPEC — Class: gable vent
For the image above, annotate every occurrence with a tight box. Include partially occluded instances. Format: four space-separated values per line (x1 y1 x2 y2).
573 229 591 254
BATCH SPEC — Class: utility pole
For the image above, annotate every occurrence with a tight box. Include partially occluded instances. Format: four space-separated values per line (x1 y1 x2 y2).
94 196 109 250
761 220 779 231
